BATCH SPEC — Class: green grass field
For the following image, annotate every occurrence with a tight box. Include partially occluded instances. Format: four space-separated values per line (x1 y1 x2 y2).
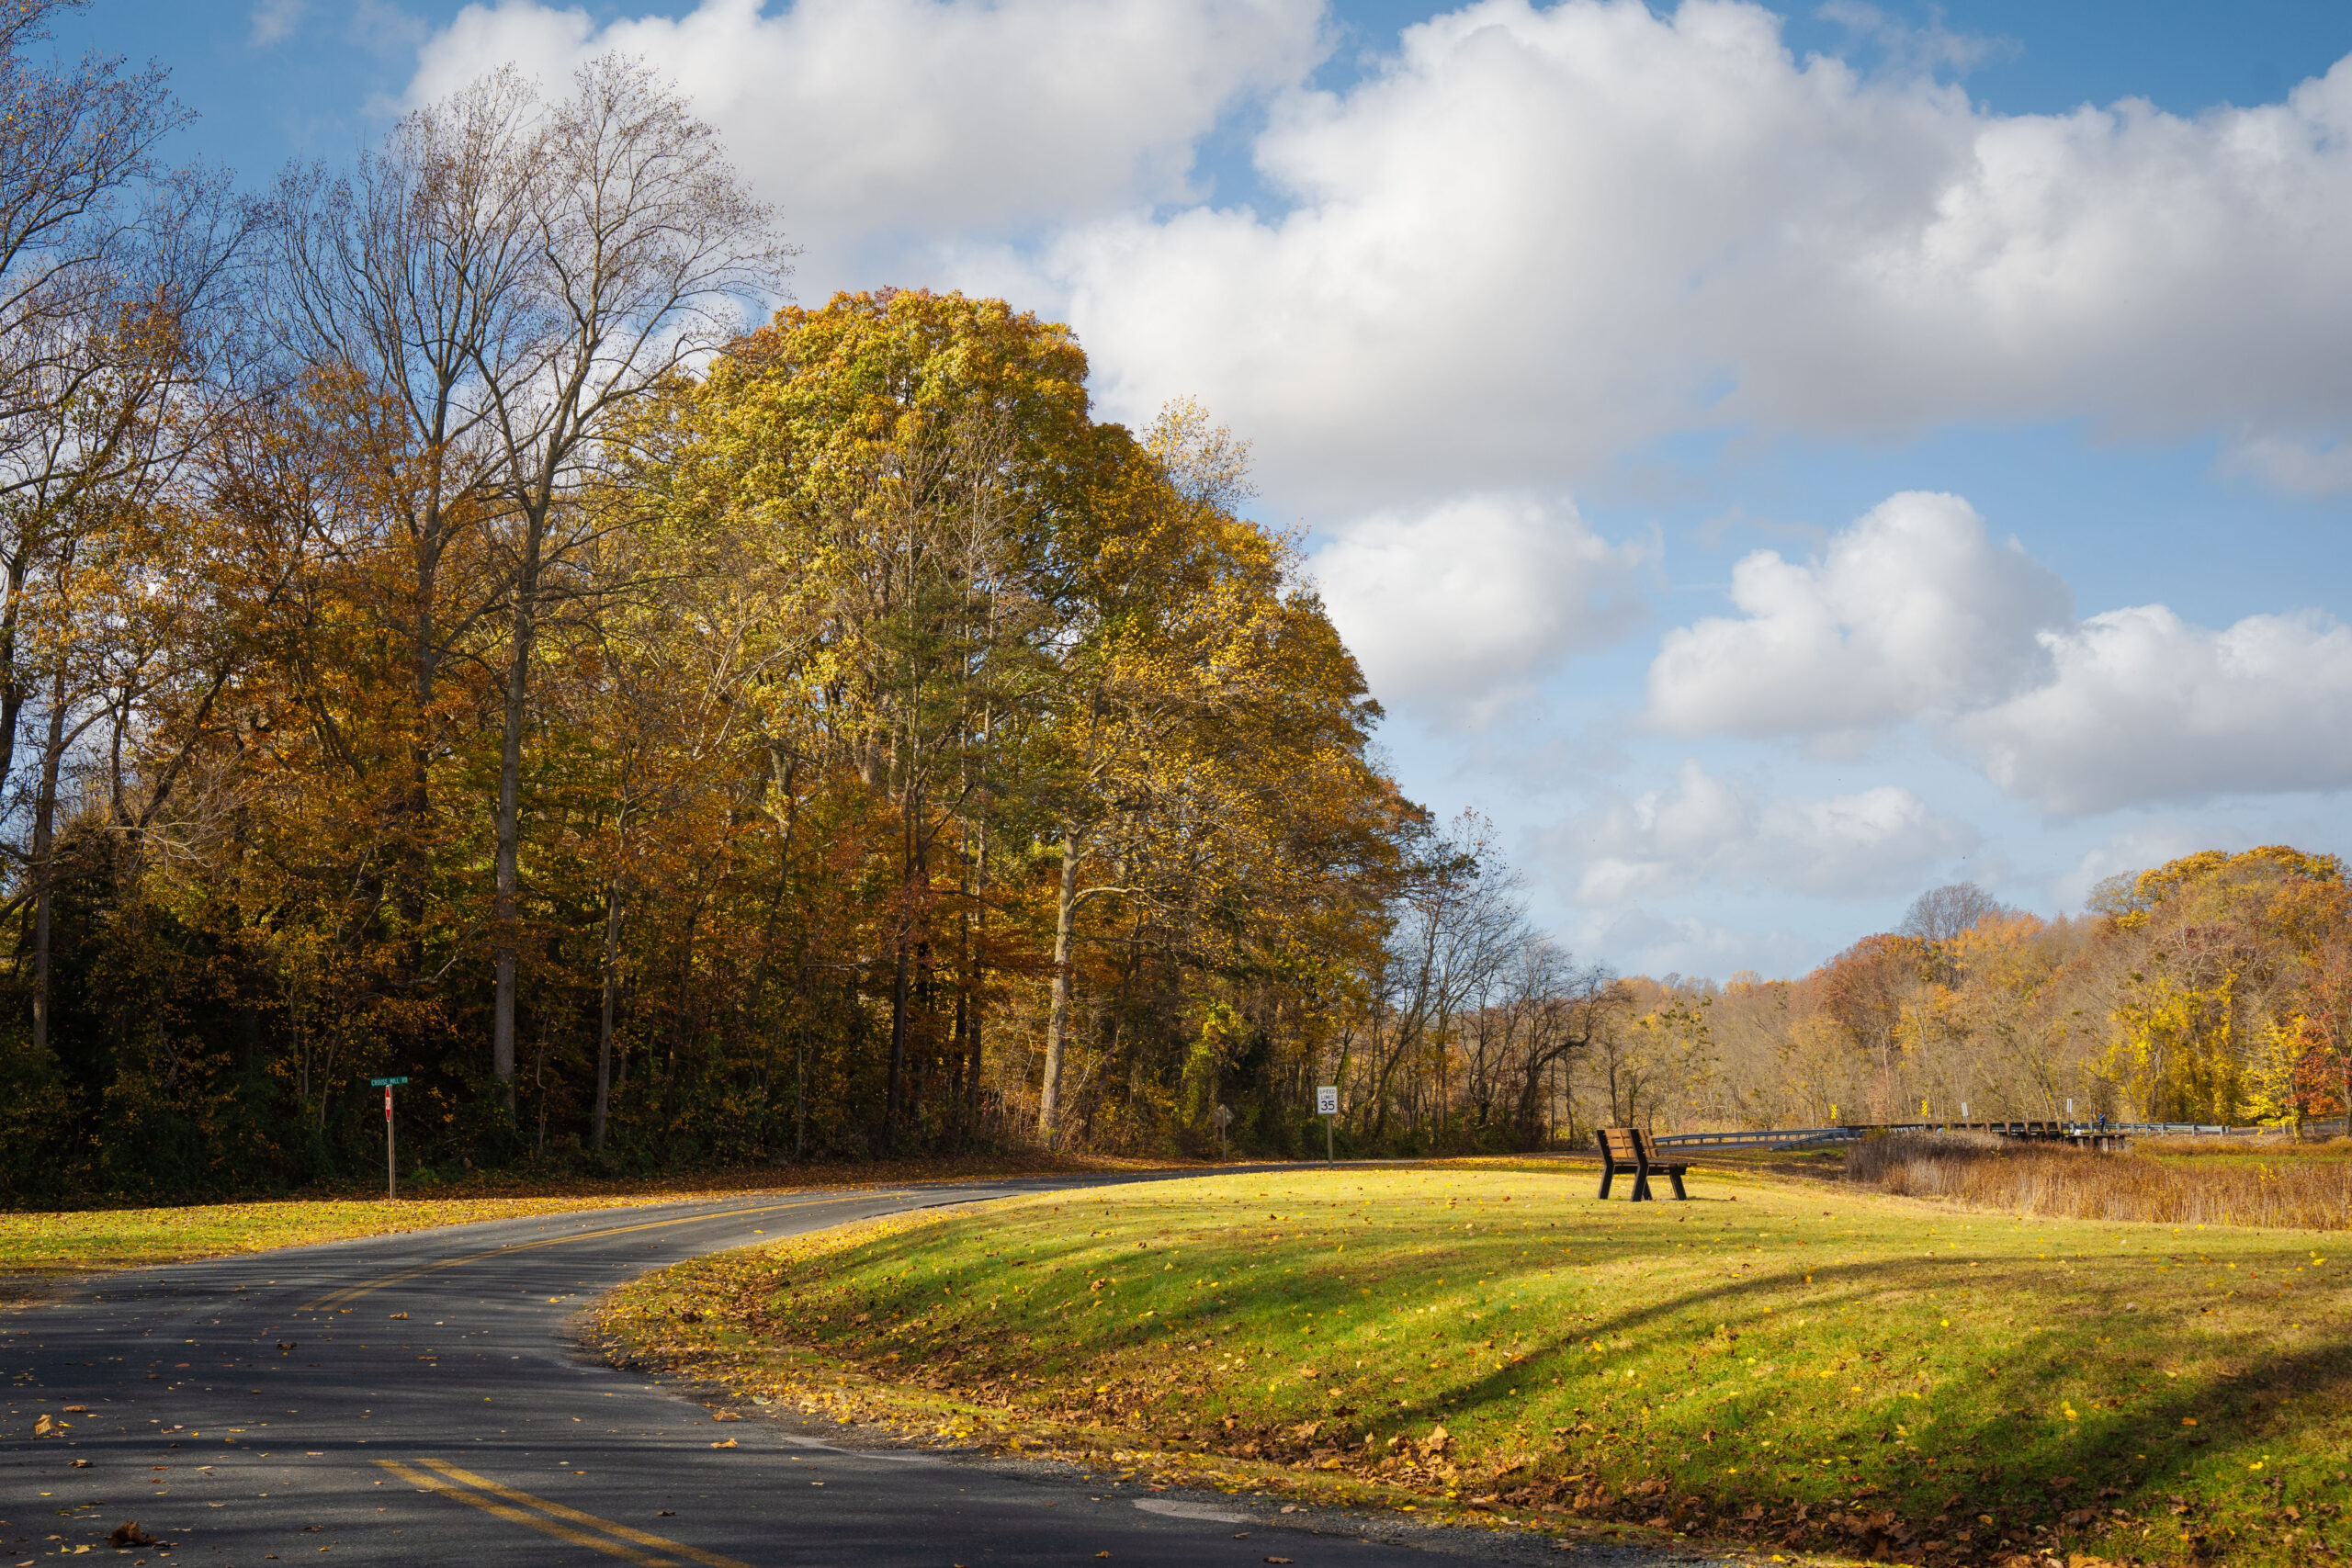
595 1163 2352 1565
0 1153 1185 1292
0 1195 672 1289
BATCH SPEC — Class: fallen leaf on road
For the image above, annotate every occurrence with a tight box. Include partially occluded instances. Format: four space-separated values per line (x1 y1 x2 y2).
710 1411 741 1421
388 1313 407 1320
1266 1558 1295 1564
32 1415 57 1436
63 1404 88 1413
710 1438 736 1449
70 1458 90 1469
107 1523 155 1548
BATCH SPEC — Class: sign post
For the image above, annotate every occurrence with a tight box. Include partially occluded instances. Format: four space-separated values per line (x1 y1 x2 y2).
1316 1085 1339 1165
371 1077 409 1200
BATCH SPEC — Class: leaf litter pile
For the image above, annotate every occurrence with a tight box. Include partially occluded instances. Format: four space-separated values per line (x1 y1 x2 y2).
590 1168 2352 1566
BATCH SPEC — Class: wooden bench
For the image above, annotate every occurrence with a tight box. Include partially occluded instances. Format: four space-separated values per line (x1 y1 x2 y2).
1594 1127 1690 1201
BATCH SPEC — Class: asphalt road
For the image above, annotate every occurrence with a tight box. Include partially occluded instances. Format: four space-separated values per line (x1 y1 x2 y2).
2 1175 1731 1567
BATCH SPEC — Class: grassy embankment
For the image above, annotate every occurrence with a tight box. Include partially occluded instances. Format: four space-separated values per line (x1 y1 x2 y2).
593 1163 2352 1566
0 1152 1182 1292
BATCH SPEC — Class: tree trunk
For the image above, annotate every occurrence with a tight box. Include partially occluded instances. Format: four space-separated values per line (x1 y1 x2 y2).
1037 828 1080 1146
884 799 920 1151
952 816 987 1151
592 868 625 1155
490 530 542 1110
886 936 910 1150
0 554 32 806
399 529 439 981
28 672 65 1055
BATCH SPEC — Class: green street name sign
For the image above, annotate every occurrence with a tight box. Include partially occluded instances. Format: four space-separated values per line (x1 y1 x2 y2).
369 1077 410 1087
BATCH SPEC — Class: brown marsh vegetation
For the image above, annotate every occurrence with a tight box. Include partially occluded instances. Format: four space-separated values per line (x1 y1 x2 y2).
1848 1131 2352 1229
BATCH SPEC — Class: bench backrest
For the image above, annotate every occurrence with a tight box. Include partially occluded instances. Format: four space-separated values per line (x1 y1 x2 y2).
1597 1127 1645 1162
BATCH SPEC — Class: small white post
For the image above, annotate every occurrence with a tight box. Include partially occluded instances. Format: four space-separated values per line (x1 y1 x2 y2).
372 1077 408 1200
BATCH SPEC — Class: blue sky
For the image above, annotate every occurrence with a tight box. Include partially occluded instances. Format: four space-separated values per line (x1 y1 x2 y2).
66 0 2352 978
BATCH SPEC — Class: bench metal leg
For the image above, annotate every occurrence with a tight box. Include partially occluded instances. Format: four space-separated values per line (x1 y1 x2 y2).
1597 1157 1615 1200
1631 1167 1652 1201
1666 1168 1687 1201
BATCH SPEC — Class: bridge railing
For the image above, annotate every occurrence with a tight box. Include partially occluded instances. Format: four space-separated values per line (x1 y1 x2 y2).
1641 1120 2304 1153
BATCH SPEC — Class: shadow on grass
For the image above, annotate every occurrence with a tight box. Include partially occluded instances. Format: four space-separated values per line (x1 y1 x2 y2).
743 1202 2348 1562
1338 1251 2346 1561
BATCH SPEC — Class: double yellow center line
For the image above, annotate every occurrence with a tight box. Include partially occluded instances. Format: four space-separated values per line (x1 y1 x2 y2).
379 1458 755 1567
300 1193 910 1311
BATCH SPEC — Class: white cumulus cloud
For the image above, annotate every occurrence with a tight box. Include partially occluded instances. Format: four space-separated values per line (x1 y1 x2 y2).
1550 759 1976 903
1646 491 2071 739
1648 491 2352 813
1951 607 2352 815
1042 0 2352 506
1312 492 1646 726
1560 906 1820 981
407 0 1323 293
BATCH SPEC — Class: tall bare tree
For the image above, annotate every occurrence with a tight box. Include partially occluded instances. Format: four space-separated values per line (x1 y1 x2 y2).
473 59 788 1109
0 5 254 1052
272 59 788 1105
266 70 548 1040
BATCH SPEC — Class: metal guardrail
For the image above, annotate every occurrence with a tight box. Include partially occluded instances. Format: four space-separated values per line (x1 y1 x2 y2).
1651 1126 1860 1151
1647 1119 2305 1151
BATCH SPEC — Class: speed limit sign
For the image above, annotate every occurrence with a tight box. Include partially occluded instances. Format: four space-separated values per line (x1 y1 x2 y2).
1316 1085 1339 1116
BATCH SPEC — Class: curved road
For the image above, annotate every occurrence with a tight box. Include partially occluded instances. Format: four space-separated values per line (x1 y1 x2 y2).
3 1176 1719 1567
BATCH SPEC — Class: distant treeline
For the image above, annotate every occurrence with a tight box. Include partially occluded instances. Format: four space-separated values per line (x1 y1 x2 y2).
1567 848 2352 1138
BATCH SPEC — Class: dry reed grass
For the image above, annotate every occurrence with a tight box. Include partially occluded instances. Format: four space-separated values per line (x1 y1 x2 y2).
2135 1134 2352 1159
1847 1130 2352 1229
